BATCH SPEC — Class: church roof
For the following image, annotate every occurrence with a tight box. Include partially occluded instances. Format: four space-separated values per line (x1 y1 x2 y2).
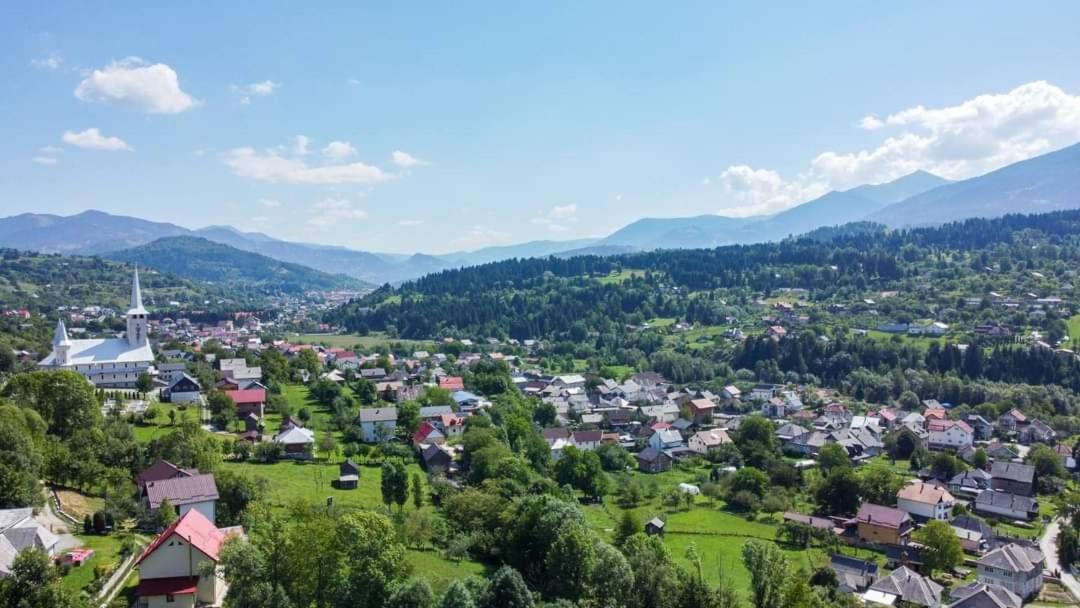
39 337 154 366
127 266 148 315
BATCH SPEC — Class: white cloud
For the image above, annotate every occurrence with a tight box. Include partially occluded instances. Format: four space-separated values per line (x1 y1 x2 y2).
399 219 424 227
713 81 1080 217
306 198 369 230
293 135 311 156
31 52 62 70
32 156 58 165
258 198 282 208
62 128 132 151
230 80 280 104
392 150 427 168
322 141 357 159
75 57 198 114
222 145 391 186
531 203 579 233
39 146 64 154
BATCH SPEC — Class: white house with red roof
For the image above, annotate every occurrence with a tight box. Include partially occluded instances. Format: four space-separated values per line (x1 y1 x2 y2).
927 419 974 450
136 509 241 607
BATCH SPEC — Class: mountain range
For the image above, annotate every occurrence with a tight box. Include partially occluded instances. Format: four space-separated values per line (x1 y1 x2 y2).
2 141 1079 284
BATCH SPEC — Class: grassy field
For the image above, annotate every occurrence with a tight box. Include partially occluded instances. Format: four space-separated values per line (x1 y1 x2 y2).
55 488 105 520
291 332 435 351
1067 313 1080 346
59 533 128 595
597 269 646 285
407 549 488 594
865 329 947 349
131 404 202 443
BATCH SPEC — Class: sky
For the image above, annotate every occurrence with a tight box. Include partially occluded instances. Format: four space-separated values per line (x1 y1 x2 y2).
5 2 1080 254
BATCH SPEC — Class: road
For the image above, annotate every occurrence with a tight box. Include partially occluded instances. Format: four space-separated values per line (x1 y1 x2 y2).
35 491 81 552
1041 519 1080 601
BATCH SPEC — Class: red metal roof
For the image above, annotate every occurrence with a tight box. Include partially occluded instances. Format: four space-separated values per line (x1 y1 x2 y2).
226 388 266 404
143 473 219 509
137 510 232 566
137 576 198 597
438 376 464 390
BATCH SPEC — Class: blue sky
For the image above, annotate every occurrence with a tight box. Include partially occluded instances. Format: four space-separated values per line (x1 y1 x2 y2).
5 2 1080 253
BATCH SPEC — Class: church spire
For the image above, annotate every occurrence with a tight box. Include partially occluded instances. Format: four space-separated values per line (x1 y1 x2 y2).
53 318 71 346
128 265 147 315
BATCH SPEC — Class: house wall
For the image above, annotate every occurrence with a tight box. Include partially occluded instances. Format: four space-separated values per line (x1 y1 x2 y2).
139 594 196 608
857 522 902 545
974 503 1029 521
361 421 396 442
169 391 201 404
897 498 952 521
977 565 1043 599
138 537 222 605
175 501 215 523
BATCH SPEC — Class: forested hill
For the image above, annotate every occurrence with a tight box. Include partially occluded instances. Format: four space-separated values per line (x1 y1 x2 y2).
327 209 1080 341
0 248 237 313
106 236 369 294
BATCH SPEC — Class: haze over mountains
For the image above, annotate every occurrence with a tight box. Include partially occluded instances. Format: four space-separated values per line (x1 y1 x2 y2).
2 141 1079 285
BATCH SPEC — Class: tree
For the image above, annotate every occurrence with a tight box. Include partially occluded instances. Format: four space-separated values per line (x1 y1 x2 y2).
0 548 88 608
814 467 861 516
729 466 769 499
381 460 409 511
971 447 989 470
389 578 436 608
412 473 424 510
818 443 849 473
3 370 101 440
207 389 237 430
154 498 178 529
218 537 290 608
135 372 154 394
337 510 409 608
858 466 904 506
482 566 534 608
397 401 422 436
590 541 633 608
1027 443 1067 482
544 523 598 601
0 405 44 508
742 540 790 608
440 580 477 608
931 452 965 479
734 415 778 468
614 510 641 548
316 432 337 462
913 520 963 575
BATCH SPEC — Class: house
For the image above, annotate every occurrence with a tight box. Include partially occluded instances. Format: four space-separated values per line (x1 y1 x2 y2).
572 431 602 451
0 508 60 577
137 460 199 487
990 462 1035 497
141 473 220 525
947 582 1021 608
985 442 1019 462
948 469 993 495
975 543 1045 599
974 491 1039 521
688 429 732 455
451 390 481 409
928 419 974 451
856 503 914 546
272 426 315 458
335 460 360 490
412 421 446 446
896 481 955 521
648 429 683 451
419 443 454 473
1018 419 1055 445
157 362 189 384
644 518 665 536
419 405 453 421
831 554 878 593
997 409 1026 433
775 423 808 443
783 511 835 533
687 398 716 423
749 383 777 402
864 566 942 607
964 415 994 441
439 413 466 438
722 385 741 401
636 447 673 473
552 374 587 389
357 407 398 443
135 509 241 607
163 373 202 404
225 388 266 419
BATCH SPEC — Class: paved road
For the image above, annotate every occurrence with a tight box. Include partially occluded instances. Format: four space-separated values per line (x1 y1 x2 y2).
35 492 81 552
1041 519 1080 601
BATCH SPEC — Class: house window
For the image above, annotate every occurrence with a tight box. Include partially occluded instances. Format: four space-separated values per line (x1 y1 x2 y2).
166 594 176 603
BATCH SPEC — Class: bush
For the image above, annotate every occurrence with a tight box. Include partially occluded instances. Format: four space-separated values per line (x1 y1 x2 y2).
255 442 284 463
728 490 761 514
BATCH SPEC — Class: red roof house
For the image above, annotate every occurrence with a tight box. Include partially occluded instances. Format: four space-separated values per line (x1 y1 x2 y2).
225 388 266 419
136 509 241 607
438 376 465 391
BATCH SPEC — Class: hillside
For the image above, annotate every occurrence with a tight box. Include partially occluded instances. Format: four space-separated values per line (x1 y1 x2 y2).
0 248 235 313
870 142 1080 226
105 236 369 294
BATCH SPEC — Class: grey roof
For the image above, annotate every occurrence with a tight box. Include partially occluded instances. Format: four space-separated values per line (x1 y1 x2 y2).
975 490 1038 513
0 508 60 575
419 405 453 418
976 543 1043 574
990 461 1035 484
358 407 398 423
144 473 220 509
950 469 992 489
948 583 1021 608
869 566 943 607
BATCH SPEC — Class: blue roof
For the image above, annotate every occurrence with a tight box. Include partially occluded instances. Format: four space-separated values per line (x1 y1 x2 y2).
452 390 479 403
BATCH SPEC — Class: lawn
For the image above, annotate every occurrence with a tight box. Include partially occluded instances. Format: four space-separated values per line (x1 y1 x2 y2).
1067 313 1080 346
291 332 435 352
597 269 646 285
223 459 430 512
55 488 105 520
865 330 947 350
406 549 488 594
59 533 128 595
131 404 202 443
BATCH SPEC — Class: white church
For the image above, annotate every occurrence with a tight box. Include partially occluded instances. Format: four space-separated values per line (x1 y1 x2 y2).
39 267 156 388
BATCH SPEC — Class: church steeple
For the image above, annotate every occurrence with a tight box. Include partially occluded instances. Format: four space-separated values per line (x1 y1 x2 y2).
53 318 71 366
53 318 71 346
128 265 147 316
126 266 149 346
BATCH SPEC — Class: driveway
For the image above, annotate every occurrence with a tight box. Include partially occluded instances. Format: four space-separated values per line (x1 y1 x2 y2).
1041 519 1080 601
35 495 81 552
